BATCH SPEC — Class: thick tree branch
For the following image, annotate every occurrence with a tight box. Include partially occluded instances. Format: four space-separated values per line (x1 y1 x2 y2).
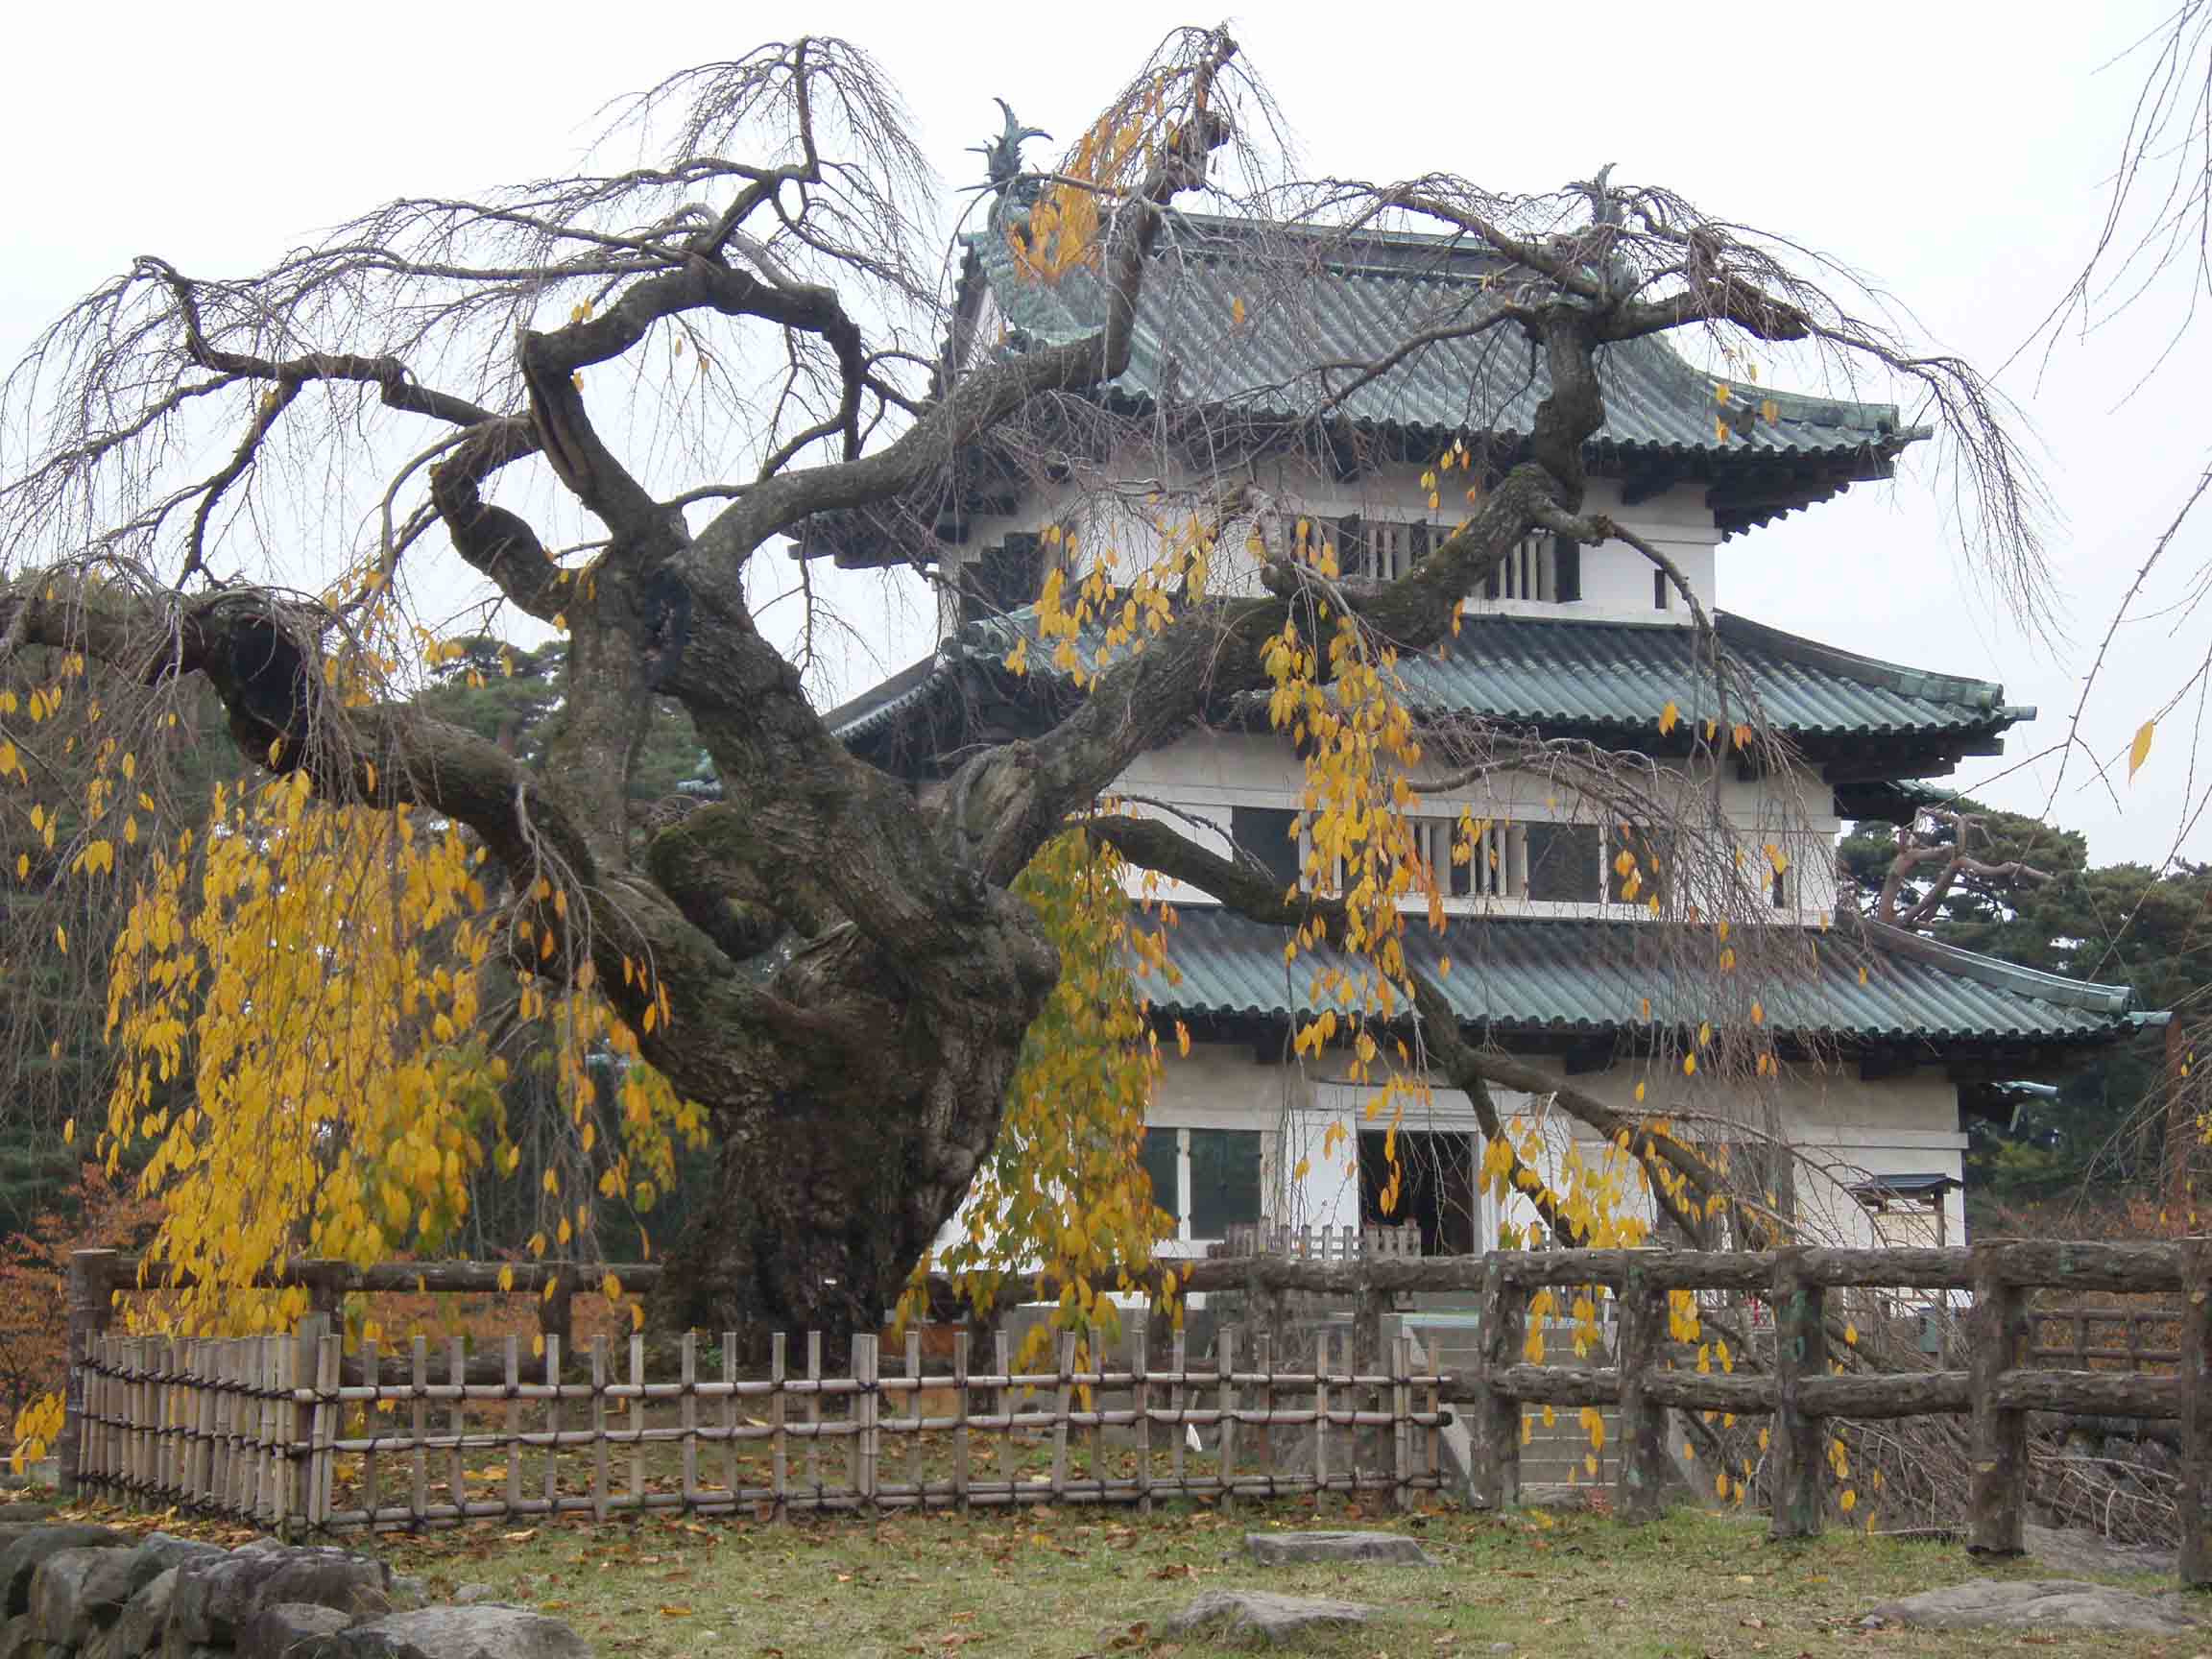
426 420 566 622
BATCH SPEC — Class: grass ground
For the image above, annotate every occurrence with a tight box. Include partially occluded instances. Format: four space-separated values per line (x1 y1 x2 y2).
278 1500 2198 1658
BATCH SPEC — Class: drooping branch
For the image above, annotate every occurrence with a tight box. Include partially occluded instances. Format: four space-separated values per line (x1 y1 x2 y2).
146 258 507 431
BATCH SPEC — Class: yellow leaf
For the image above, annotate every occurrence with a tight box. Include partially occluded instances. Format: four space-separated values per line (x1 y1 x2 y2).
1658 700 1680 736
2129 718 2155 781
1682 1052 1696 1077
1231 295 1246 327
1175 1021 1190 1058
497 1265 515 1293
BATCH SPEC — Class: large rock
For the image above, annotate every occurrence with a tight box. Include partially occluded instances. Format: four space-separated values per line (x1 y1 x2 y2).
239 1602 353 1659
0 1526 127 1615
1244 1529 1435 1567
75 1535 227 1633
29 1546 132 1645
1166 1589 1379 1645
1863 1578 2202 1633
101 1565 178 1659
167 1548 392 1647
336 1605 592 1658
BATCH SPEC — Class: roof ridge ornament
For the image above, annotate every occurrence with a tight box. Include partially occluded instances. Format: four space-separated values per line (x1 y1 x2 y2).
969 100 1052 230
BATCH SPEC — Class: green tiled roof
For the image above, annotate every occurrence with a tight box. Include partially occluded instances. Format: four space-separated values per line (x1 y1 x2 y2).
1391 613 2032 738
1142 908 2134 1048
827 608 2032 754
971 213 1916 466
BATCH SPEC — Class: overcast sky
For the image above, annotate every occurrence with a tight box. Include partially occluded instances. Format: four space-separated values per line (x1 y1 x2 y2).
4 3 2205 871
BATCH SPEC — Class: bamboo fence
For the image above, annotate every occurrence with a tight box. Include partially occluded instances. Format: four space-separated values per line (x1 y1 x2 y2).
59 1238 2212 1591
71 1323 1447 1533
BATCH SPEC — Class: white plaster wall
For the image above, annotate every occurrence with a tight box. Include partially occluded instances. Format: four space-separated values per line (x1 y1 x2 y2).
1111 731 1842 922
940 456 1717 625
1140 1047 1966 1254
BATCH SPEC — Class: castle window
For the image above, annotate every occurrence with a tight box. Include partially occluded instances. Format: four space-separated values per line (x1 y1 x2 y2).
1232 805 1302 891
1482 532 1562 602
1407 817 1602 902
1607 824 1672 904
1339 516 1433 584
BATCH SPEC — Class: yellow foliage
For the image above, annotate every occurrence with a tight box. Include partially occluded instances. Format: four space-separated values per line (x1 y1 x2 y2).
915 830 1171 1350
85 631 705 1335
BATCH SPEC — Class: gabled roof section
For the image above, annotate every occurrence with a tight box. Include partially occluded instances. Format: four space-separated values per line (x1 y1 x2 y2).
969 213 1913 473
1144 907 2136 1051
826 607 2033 776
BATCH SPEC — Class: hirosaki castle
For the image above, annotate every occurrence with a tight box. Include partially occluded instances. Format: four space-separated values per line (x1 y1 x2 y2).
805 206 2151 1263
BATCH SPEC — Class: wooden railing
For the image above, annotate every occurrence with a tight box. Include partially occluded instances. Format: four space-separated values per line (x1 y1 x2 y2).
60 1239 2212 1589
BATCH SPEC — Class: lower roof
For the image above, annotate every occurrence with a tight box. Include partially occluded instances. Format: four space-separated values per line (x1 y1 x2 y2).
1140 906 2136 1052
827 608 2032 781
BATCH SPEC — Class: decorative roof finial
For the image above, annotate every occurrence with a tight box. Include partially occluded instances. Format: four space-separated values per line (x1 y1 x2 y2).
1575 162 1623 228
970 97 1051 190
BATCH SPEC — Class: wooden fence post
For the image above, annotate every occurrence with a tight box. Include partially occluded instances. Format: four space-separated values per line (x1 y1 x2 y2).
1353 1270 1385 1480
1469 1256 1524 1510
1614 1259 1671 1523
1769 1246 1827 1540
289 1311 331 1530
1968 1246 2029 1556
2178 1236 2210 1587
59 1249 117 1496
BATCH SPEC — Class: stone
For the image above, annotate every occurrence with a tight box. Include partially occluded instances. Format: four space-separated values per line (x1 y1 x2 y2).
167 1548 392 1646
77 1535 227 1630
387 1577 430 1612
1166 1589 1379 1645
0 1526 128 1615
0 1509 58 1529
449 1585 509 1606
1243 1530 1437 1566
335 1605 592 1658
29 1546 133 1645
1436 1408 1478 1504
239 1602 353 1659
107 1565 178 1659
1862 1578 2202 1633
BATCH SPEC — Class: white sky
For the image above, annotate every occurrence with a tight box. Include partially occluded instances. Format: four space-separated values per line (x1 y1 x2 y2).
4 2 2205 870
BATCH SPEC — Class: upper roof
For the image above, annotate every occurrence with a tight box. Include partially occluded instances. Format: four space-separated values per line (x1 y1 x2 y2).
1144 906 2136 1052
826 606 2033 777
971 213 1913 469
800 214 1925 567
